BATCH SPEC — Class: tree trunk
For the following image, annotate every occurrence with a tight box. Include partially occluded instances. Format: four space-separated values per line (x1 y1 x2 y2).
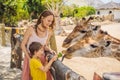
0 23 6 46
55 16 62 30
53 11 64 35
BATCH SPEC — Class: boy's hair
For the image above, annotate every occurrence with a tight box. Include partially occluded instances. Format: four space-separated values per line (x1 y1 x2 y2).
29 42 43 57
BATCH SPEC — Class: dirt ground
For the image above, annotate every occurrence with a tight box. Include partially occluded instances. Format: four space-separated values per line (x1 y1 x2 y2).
55 22 120 80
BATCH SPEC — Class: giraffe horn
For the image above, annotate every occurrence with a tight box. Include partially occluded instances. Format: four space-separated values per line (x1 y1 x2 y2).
84 16 94 24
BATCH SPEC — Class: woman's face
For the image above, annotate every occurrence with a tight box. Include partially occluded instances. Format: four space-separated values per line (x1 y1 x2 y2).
42 15 54 29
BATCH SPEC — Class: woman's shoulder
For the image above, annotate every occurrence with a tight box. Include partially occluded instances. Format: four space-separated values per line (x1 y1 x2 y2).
24 26 35 36
26 26 35 32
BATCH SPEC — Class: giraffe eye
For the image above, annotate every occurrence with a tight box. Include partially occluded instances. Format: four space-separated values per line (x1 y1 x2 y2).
64 38 72 44
67 47 74 53
104 31 108 34
90 44 98 48
80 30 87 33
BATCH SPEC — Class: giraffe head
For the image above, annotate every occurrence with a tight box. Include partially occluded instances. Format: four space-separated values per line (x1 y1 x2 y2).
62 17 94 48
61 16 120 61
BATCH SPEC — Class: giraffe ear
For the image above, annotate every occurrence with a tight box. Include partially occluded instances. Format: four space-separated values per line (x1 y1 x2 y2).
88 16 94 20
84 16 94 24
93 72 103 80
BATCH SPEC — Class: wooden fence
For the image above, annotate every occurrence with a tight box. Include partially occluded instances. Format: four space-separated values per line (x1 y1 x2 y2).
0 23 26 69
0 24 26 46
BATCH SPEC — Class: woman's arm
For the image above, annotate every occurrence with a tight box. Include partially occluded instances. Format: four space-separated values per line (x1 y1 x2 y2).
21 27 32 60
49 30 57 52
44 45 56 55
46 29 57 53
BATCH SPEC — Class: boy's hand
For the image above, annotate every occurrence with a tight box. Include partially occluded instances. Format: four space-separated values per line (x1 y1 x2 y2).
51 54 58 61
45 55 49 62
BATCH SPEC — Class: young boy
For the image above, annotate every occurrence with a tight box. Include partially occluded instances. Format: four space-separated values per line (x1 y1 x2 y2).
29 42 57 80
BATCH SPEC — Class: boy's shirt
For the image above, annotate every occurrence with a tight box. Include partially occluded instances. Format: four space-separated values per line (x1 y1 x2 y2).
30 58 46 80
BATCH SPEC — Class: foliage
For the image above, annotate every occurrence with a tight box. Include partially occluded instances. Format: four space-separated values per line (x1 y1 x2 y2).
0 0 47 26
62 4 78 17
62 6 73 17
44 0 66 16
61 5 96 18
0 0 96 26
0 0 29 26
62 5 96 18
0 0 17 25
23 0 46 20
74 6 96 18
16 0 29 20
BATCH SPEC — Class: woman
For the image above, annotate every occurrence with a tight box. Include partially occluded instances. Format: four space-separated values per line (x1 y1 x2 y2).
21 10 57 80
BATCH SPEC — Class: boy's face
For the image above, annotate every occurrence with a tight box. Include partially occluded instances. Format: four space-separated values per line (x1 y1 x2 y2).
36 47 44 57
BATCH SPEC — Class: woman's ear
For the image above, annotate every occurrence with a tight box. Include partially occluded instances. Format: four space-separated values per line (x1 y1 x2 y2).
41 16 44 19
41 17 44 22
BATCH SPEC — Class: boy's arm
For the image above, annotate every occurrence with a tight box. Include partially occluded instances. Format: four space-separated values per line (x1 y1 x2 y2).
39 55 57 72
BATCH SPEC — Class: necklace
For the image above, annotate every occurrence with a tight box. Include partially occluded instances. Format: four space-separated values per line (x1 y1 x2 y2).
37 24 46 32
36 26 47 38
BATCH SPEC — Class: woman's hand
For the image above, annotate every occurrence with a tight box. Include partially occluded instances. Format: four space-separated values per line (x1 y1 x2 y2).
44 45 56 54
50 49 56 54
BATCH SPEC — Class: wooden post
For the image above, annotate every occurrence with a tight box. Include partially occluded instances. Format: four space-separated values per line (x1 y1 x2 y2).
0 24 5 46
10 28 22 69
45 51 86 80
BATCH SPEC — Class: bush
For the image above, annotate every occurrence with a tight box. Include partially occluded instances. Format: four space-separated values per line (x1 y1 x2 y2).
74 6 96 18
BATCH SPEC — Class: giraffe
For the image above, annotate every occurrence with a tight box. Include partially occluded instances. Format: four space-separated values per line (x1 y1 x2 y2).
62 17 96 48
61 17 120 61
